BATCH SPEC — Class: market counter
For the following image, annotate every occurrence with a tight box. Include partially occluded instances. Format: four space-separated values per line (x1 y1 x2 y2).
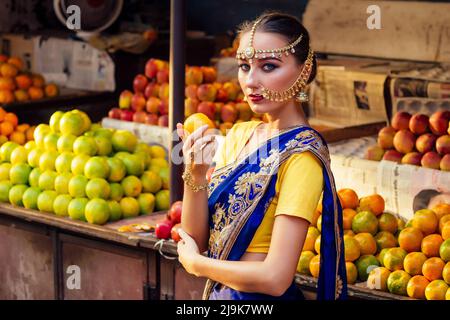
0 203 410 300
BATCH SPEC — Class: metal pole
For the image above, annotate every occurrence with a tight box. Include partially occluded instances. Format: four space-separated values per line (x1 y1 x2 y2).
169 0 186 204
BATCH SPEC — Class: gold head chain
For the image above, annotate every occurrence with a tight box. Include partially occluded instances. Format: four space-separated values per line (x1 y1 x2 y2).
236 17 314 103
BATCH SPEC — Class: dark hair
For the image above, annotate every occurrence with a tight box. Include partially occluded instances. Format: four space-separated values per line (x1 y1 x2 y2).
412 189 440 212
237 11 317 84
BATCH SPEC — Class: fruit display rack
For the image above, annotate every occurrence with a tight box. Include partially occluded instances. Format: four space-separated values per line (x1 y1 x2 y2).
2 88 115 126
0 202 412 300
101 117 170 149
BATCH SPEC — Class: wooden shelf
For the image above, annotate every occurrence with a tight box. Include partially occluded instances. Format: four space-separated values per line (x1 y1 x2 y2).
0 203 415 300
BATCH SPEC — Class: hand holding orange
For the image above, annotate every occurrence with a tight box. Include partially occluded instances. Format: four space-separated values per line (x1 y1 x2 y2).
182 113 215 136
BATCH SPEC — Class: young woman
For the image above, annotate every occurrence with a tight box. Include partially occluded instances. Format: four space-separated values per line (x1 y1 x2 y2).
176 12 347 300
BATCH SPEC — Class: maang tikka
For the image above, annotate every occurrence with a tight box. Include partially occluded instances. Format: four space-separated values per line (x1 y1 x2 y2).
236 17 314 103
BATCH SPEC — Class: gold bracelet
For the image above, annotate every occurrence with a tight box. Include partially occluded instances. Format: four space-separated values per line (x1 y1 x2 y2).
182 169 209 192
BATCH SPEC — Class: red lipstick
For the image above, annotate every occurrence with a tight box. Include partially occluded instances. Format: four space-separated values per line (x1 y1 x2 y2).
248 93 264 103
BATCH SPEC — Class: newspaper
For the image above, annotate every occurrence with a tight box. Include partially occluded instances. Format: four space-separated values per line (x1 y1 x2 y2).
331 155 450 220
310 66 388 126
389 68 450 116
331 155 379 200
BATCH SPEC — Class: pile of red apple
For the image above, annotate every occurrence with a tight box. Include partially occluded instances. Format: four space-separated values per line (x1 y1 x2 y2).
366 110 450 171
184 68 262 135
154 200 183 242
108 57 263 135
108 58 171 127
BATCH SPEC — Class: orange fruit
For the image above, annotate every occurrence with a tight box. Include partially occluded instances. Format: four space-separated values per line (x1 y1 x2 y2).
439 215 450 234
358 194 385 216
404 252 427 276
344 235 361 262
378 213 398 234
367 267 391 291
422 257 445 281
442 221 450 240
4 113 18 128
397 218 406 231
443 262 450 284
317 214 322 232
440 239 450 262
0 63 18 77
316 202 322 214
183 113 216 135
344 230 355 237
425 280 448 300
375 231 398 251
311 209 321 227
355 255 380 281
398 227 424 252
0 107 6 121
25 126 35 141
412 209 438 236
0 89 14 104
7 57 23 70
343 208 357 230
0 77 16 90
296 251 316 275
421 234 444 257
377 248 390 266
314 235 321 254
407 275 430 299
383 247 407 271
0 135 8 146
303 226 320 252
15 74 32 89
16 123 30 133
9 131 26 145
32 74 45 88
387 270 411 296
354 233 377 255
44 83 59 97
432 204 450 221
346 262 358 284
0 121 14 136
338 188 359 209
14 89 29 102
309 254 321 278
352 211 379 235
28 86 44 100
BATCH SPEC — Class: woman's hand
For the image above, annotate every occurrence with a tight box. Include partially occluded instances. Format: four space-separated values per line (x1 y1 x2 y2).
177 229 202 276
176 123 218 178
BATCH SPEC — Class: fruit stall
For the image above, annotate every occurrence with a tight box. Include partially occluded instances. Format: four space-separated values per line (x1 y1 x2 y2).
0 0 450 301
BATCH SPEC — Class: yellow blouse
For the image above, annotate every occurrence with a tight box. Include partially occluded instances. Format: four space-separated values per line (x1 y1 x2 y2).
214 121 324 253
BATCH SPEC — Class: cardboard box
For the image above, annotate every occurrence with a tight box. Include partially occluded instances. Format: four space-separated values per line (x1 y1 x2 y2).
0 34 37 70
0 33 115 92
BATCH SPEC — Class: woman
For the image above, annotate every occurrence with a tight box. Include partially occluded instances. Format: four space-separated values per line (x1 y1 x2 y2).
176 12 347 300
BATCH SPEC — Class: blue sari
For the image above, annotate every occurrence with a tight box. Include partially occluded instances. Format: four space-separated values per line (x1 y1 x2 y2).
203 125 347 300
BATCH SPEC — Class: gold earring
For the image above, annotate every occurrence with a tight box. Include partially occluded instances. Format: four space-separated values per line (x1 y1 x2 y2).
295 91 309 103
243 95 248 102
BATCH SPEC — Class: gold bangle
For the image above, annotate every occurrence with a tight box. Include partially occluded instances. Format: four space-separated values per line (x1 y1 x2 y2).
182 169 209 192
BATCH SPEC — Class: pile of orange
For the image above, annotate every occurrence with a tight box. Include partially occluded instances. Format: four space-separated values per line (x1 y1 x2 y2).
297 187 450 300
0 55 59 104
0 107 35 146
